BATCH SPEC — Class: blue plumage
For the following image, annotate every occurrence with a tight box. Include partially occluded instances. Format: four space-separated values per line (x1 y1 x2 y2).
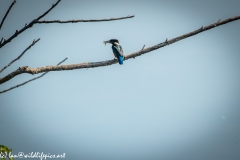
112 45 124 65
104 39 124 65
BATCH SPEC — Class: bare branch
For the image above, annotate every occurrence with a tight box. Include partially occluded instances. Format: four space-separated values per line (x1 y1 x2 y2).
36 15 135 24
35 0 61 20
0 38 40 73
0 15 239 85
0 57 68 94
0 0 134 49
0 0 16 30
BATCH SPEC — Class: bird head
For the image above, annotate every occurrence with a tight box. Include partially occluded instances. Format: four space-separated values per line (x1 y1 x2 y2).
104 39 119 46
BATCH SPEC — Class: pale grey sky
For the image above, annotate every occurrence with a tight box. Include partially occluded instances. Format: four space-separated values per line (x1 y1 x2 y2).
0 0 240 160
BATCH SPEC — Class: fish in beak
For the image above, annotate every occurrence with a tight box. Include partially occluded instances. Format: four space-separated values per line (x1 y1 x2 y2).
103 40 110 46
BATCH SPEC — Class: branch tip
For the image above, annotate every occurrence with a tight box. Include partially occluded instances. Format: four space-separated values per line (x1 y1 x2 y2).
0 0 16 29
57 57 68 65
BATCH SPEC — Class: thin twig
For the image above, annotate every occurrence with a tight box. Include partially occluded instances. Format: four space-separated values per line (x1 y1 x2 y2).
0 0 16 30
35 0 61 20
0 57 68 94
141 45 145 50
0 38 40 73
36 15 135 23
56 57 68 65
0 15 239 85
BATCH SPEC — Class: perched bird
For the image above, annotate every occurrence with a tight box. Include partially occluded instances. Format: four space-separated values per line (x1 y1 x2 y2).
104 39 124 65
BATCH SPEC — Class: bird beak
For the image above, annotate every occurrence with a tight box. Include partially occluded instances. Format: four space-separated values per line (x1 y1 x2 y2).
103 40 110 46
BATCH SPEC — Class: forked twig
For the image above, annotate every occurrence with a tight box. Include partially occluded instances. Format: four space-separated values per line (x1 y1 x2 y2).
0 57 68 94
0 38 40 73
0 0 134 49
0 0 60 48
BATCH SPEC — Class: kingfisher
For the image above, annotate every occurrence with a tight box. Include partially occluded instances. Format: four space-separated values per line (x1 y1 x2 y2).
104 39 124 65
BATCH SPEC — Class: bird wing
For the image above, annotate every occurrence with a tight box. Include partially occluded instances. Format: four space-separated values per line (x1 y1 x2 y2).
113 45 124 56
119 45 124 56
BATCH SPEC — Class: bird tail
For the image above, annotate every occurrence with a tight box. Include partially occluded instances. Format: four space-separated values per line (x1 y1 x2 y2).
118 56 124 65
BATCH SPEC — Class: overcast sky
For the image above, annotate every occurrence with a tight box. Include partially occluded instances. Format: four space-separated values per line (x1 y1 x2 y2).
0 0 240 160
